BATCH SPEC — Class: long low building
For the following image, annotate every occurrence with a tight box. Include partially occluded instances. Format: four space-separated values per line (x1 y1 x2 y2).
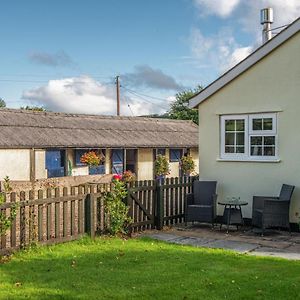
0 108 199 183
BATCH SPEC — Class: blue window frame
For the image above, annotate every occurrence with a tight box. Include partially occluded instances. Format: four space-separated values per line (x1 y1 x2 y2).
169 149 183 162
89 165 106 175
45 150 65 178
157 148 166 156
75 149 87 166
111 149 124 174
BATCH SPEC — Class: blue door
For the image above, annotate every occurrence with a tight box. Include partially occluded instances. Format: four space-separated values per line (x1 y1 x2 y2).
111 149 124 174
45 150 65 178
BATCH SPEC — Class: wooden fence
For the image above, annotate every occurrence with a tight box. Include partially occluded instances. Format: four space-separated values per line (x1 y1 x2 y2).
0 176 196 254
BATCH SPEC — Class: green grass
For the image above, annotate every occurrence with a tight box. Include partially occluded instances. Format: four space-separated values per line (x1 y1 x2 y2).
0 237 300 300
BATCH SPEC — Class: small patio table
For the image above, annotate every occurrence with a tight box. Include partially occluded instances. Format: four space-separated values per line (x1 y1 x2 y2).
218 198 248 233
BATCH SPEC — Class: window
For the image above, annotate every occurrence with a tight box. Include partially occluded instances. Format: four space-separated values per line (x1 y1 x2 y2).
220 113 277 160
249 114 277 158
169 149 183 162
75 149 106 172
75 149 86 166
45 149 65 178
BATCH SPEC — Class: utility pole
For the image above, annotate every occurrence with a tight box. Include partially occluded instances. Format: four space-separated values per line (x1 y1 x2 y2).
116 75 120 116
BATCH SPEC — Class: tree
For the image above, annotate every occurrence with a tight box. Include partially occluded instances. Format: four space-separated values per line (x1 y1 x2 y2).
20 105 47 111
168 85 203 124
0 98 6 108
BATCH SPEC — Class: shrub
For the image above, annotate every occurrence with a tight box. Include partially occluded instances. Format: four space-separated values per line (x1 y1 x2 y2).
104 178 131 235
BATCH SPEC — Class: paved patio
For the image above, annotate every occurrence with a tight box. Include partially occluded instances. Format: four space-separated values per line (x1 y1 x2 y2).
142 224 300 260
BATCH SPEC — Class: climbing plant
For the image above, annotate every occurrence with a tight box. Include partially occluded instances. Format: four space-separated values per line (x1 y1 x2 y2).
0 176 18 235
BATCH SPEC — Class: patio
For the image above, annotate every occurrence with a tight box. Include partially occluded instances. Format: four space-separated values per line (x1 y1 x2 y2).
143 224 300 260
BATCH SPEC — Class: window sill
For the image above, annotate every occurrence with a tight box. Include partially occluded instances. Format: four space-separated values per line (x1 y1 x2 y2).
217 158 281 163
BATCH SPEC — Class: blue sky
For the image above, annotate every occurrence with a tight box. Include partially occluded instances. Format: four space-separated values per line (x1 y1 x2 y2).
0 0 299 115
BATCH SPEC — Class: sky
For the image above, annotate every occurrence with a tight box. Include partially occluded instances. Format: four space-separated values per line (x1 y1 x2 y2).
0 0 299 116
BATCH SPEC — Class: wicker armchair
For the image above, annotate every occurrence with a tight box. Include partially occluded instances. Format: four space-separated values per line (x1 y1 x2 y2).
185 181 217 227
252 184 295 235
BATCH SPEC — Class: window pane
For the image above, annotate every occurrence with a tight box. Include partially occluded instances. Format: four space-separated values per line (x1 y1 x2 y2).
236 133 245 145
264 147 275 156
225 146 234 153
225 120 235 131
236 146 245 153
225 133 235 145
264 136 275 146
236 120 245 131
263 118 273 130
251 146 262 156
251 136 262 146
252 119 262 130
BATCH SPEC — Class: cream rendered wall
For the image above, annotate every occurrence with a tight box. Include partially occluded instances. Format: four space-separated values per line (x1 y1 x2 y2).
167 150 180 178
105 149 111 174
190 148 199 176
0 149 30 180
197 31 300 221
137 148 153 180
35 150 47 179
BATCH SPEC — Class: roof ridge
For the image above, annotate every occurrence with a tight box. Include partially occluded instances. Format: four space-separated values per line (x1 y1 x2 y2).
0 108 195 124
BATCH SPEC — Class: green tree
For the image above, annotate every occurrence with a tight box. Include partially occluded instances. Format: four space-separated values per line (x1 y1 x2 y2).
0 98 6 108
168 85 203 124
20 105 47 111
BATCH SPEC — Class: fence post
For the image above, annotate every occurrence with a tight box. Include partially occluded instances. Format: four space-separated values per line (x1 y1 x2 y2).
85 193 95 239
155 180 164 230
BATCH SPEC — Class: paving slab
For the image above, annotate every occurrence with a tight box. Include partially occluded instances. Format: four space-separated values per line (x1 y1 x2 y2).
140 228 300 260
250 247 300 260
171 237 215 247
201 240 259 253
146 233 179 242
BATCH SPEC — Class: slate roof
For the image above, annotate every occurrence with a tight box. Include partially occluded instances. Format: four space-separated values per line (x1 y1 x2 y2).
0 109 198 149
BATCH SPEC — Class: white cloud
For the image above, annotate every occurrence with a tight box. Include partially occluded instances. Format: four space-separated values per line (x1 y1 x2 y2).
226 46 253 69
189 28 253 74
193 0 240 18
22 76 168 116
193 0 300 34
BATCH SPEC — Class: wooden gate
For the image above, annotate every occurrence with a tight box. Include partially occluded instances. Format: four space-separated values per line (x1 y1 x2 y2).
127 180 156 231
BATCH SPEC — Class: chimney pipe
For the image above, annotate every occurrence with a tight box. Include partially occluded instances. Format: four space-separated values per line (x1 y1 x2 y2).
261 8 273 43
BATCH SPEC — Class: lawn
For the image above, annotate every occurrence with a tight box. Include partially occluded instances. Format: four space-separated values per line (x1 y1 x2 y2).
0 237 300 300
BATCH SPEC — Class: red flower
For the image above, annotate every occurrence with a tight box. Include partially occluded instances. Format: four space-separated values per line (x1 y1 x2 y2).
113 174 122 181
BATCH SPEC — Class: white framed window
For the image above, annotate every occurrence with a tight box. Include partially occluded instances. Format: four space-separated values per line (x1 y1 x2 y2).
220 113 278 161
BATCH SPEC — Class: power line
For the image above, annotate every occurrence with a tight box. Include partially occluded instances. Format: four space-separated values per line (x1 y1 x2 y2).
121 86 169 102
124 89 169 111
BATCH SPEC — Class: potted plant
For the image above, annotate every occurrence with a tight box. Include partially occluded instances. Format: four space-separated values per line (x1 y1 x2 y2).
180 155 195 176
154 154 170 180
80 151 104 171
121 170 136 184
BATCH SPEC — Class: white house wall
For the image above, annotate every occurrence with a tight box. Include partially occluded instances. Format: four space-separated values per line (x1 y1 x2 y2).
197 31 300 221
0 149 30 181
35 150 47 179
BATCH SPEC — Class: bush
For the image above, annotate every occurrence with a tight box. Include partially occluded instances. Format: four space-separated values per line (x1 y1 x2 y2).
104 178 131 235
